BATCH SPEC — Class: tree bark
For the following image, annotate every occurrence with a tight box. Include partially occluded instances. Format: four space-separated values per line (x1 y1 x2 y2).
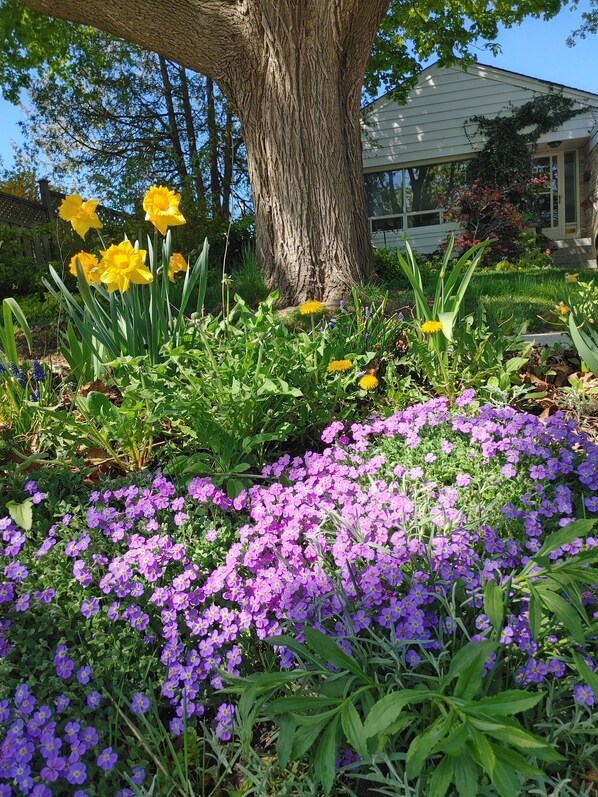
158 56 189 186
21 0 391 305
179 65 208 215
206 77 223 219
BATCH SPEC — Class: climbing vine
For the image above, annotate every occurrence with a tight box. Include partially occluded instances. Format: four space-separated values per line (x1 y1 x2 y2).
447 93 587 263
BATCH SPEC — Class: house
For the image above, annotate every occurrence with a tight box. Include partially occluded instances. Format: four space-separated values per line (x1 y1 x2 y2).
361 62 598 266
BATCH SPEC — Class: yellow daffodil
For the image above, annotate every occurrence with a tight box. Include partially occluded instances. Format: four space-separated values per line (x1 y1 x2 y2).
359 374 379 391
143 185 186 236
420 320 443 335
565 273 578 283
168 252 188 283
99 241 152 293
58 194 103 240
327 359 352 373
556 303 569 315
299 300 324 316
68 251 102 285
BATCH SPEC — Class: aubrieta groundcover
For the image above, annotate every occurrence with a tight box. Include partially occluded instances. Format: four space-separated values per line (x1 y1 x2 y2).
2 393 598 796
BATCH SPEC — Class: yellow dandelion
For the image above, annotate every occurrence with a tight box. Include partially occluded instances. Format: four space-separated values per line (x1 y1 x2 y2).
299 300 324 316
565 273 578 283
143 185 186 236
168 252 188 283
420 320 443 335
58 194 103 240
359 374 379 391
327 359 352 373
556 303 569 315
68 251 102 285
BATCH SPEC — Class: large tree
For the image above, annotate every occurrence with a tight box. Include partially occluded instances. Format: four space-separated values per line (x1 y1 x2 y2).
5 0 567 304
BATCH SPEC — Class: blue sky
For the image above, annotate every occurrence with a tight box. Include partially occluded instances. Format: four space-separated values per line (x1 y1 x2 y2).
0 2 597 172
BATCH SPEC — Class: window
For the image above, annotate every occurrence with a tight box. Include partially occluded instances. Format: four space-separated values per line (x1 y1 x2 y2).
364 160 469 233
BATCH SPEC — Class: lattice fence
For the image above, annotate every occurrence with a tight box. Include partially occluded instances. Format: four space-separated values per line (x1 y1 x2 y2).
0 191 50 227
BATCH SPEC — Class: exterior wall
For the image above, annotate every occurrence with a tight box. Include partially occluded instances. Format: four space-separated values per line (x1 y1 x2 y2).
362 63 598 171
586 125 598 255
363 63 598 252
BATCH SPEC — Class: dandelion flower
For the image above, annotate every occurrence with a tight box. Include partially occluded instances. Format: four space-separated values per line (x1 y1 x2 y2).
327 359 352 373
420 320 443 335
359 374 379 391
68 251 102 285
299 300 324 316
168 252 188 282
100 241 152 293
58 194 103 240
143 185 186 236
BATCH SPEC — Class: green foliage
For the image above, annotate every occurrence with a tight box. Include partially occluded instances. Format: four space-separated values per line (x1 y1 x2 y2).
563 277 598 376
0 222 51 297
45 235 209 374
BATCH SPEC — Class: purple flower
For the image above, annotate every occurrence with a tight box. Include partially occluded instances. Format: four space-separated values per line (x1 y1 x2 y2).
66 761 87 785
76 666 92 685
131 693 150 715
96 746 118 771
86 691 101 710
131 766 145 784
573 684 595 707
80 597 100 618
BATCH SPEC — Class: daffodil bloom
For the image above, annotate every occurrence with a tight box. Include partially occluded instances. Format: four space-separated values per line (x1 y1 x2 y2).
299 300 324 316
99 241 152 293
327 359 352 373
68 251 102 285
143 185 186 236
58 194 103 240
565 273 578 283
359 374 379 390
420 320 443 335
168 252 188 283
556 303 569 315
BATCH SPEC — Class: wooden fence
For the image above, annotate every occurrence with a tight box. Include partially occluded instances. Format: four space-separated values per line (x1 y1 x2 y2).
0 179 129 265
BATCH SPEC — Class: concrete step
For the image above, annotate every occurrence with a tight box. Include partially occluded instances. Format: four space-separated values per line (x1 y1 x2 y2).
552 237 592 249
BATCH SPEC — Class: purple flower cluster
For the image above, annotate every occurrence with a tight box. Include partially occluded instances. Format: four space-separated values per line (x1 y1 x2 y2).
1 398 597 792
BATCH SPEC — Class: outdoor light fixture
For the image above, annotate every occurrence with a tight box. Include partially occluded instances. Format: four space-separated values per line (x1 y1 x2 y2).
548 140 562 149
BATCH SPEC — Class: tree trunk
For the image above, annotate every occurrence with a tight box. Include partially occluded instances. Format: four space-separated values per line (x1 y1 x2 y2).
21 0 390 306
206 77 223 219
158 56 189 186
179 66 208 216
221 103 234 221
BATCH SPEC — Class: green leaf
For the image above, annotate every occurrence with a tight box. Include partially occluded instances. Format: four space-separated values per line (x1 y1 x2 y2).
407 713 454 779
277 713 295 769
363 689 431 740
492 744 543 776
535 518 596 558
528 587 542 639
453 749 478 797
483 579 504 633
303 627 367 681
340 701 368 759
569 313 598 376
427 754 454 797
448 641 497 700
461 690 544 717
314 716 339 794
536 588 585 643
291 720 327 760
483 724 564 761
467 727 496 777
7 498 33 531
266 696 341 715
572 652 598 697
491 758 522 797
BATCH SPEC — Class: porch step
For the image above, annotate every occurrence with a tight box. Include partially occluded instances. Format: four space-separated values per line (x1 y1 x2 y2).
550 238 597 269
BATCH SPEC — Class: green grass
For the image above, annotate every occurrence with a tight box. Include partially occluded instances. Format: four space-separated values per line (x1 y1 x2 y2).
373 267 597 334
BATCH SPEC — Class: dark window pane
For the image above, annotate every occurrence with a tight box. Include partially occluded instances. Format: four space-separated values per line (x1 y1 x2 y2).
405 161 469 212
408 212 442 227
364 170 403 217
371 215 403 232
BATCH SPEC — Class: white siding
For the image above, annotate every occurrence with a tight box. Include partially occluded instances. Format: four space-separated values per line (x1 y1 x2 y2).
363 63 598 171
371 222 461 252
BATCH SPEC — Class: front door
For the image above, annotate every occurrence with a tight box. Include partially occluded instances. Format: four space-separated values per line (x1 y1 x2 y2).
532 151 579 240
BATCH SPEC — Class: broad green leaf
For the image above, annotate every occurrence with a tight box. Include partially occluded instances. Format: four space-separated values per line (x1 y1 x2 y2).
569 313 598 376
7 498 33 531
484 725 564 761
449 641 497 700
492 744 543 776
291 720 327 760
572 652 598 697
340 701 368 759
483 579 504 634
445 641 497 686
536 588 585 643
427 754 454 797
277 713 295 769
453 749 478 797
363 689 431 740
534 518 596 558
461 690 544 717
491 758 522 797
303 627 368 680
314 716 339 794
266 696 341 715
467 727 496 777
406 728 438 780
528 588 542 640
